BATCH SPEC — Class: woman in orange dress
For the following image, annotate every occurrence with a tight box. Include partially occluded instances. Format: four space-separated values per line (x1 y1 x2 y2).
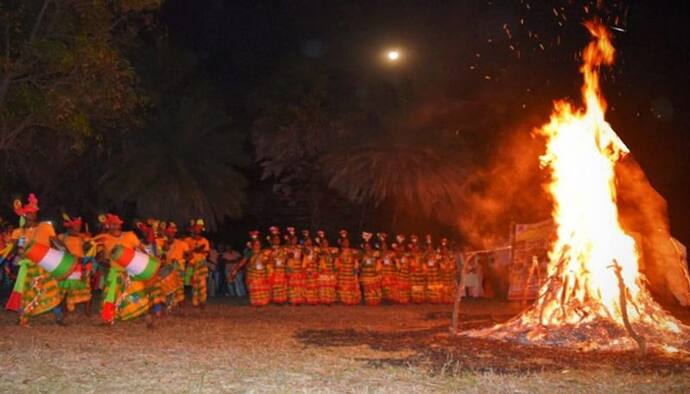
408 235 426 304
377 233 397 303
245 231 271 307
359 232 382 306
302 231 320 305
393 235 411 304
285 227 306 305
316 231 337 305
268 226 288 304
336 230 360 305
423 235 443 304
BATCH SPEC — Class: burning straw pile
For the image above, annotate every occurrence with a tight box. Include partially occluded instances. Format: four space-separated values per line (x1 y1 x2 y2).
465 21 690 353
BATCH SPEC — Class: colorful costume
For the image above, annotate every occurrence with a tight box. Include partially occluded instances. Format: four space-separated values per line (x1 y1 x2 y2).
377 233 397 303
359 232 382 306
393 235 411 304
15 262 65 319
302 233 320 305
423 236 443 304
270 246 288 304
285 228 306 305
158 223 190 308
133 220 163 311
96 214 151 323
246 232 270 307
136 219 161 257
105 270 153 321
6 195 65 325
58 216 93 313
316 231 337 305
408 236 426 304
336 231 360 305
267 227 288 304
184 220 210 307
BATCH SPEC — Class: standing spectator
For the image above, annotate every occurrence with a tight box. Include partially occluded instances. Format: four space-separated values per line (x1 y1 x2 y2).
465 255 484 298
1 222 15 295
217 244 228 295
223 245 243 296
207 244 220 297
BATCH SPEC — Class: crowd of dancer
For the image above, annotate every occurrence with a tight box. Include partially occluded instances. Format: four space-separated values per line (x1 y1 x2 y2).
0 193 469 328
0 194 211 327
236 227 459 307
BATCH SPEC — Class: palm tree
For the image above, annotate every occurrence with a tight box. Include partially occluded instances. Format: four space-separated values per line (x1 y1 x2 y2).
322 139 468 220
250 58 355 228
99 95 248 230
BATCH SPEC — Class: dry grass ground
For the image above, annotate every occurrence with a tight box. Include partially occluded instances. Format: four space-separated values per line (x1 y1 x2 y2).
1 298 689 393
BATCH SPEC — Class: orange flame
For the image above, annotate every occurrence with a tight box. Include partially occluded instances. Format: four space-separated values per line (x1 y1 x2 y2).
534 19 686 333
533 19 644 326
468 21 688 350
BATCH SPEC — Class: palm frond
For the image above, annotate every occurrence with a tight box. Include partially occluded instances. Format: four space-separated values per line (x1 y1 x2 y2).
100 97 248 230
322 142 468 218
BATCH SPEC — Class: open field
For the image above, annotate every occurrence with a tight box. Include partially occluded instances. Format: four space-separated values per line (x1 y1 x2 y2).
1 298 690 393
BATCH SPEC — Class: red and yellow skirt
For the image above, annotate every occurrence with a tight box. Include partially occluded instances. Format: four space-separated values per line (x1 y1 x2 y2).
305 272 320 305
381 272 397 302
247 273 270 307
287 272 306 305
271 271 288 304
360 275 382 306
318 272 337 305
394 274 411 304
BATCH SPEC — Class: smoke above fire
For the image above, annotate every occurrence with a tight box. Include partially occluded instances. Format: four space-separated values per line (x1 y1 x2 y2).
453 124 551 249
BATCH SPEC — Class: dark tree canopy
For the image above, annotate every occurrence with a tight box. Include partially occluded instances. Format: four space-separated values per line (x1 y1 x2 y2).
1 1 688 248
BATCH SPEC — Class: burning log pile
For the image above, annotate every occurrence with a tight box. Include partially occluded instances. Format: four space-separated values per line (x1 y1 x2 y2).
465 21 690 353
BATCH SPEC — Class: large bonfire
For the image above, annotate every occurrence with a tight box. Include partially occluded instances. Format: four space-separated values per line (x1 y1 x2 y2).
467 21 690 352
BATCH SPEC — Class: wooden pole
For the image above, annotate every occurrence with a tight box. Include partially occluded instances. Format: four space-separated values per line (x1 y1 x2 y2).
612 260 646 355
450 252 473 334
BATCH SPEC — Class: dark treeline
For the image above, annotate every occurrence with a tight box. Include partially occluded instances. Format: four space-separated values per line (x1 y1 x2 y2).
1 1 688 248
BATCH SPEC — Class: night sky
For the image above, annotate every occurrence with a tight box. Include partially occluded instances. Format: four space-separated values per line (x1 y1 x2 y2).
160 0 689 245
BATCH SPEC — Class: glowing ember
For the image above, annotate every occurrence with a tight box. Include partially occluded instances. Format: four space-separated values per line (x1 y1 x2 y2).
466 21 690 351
